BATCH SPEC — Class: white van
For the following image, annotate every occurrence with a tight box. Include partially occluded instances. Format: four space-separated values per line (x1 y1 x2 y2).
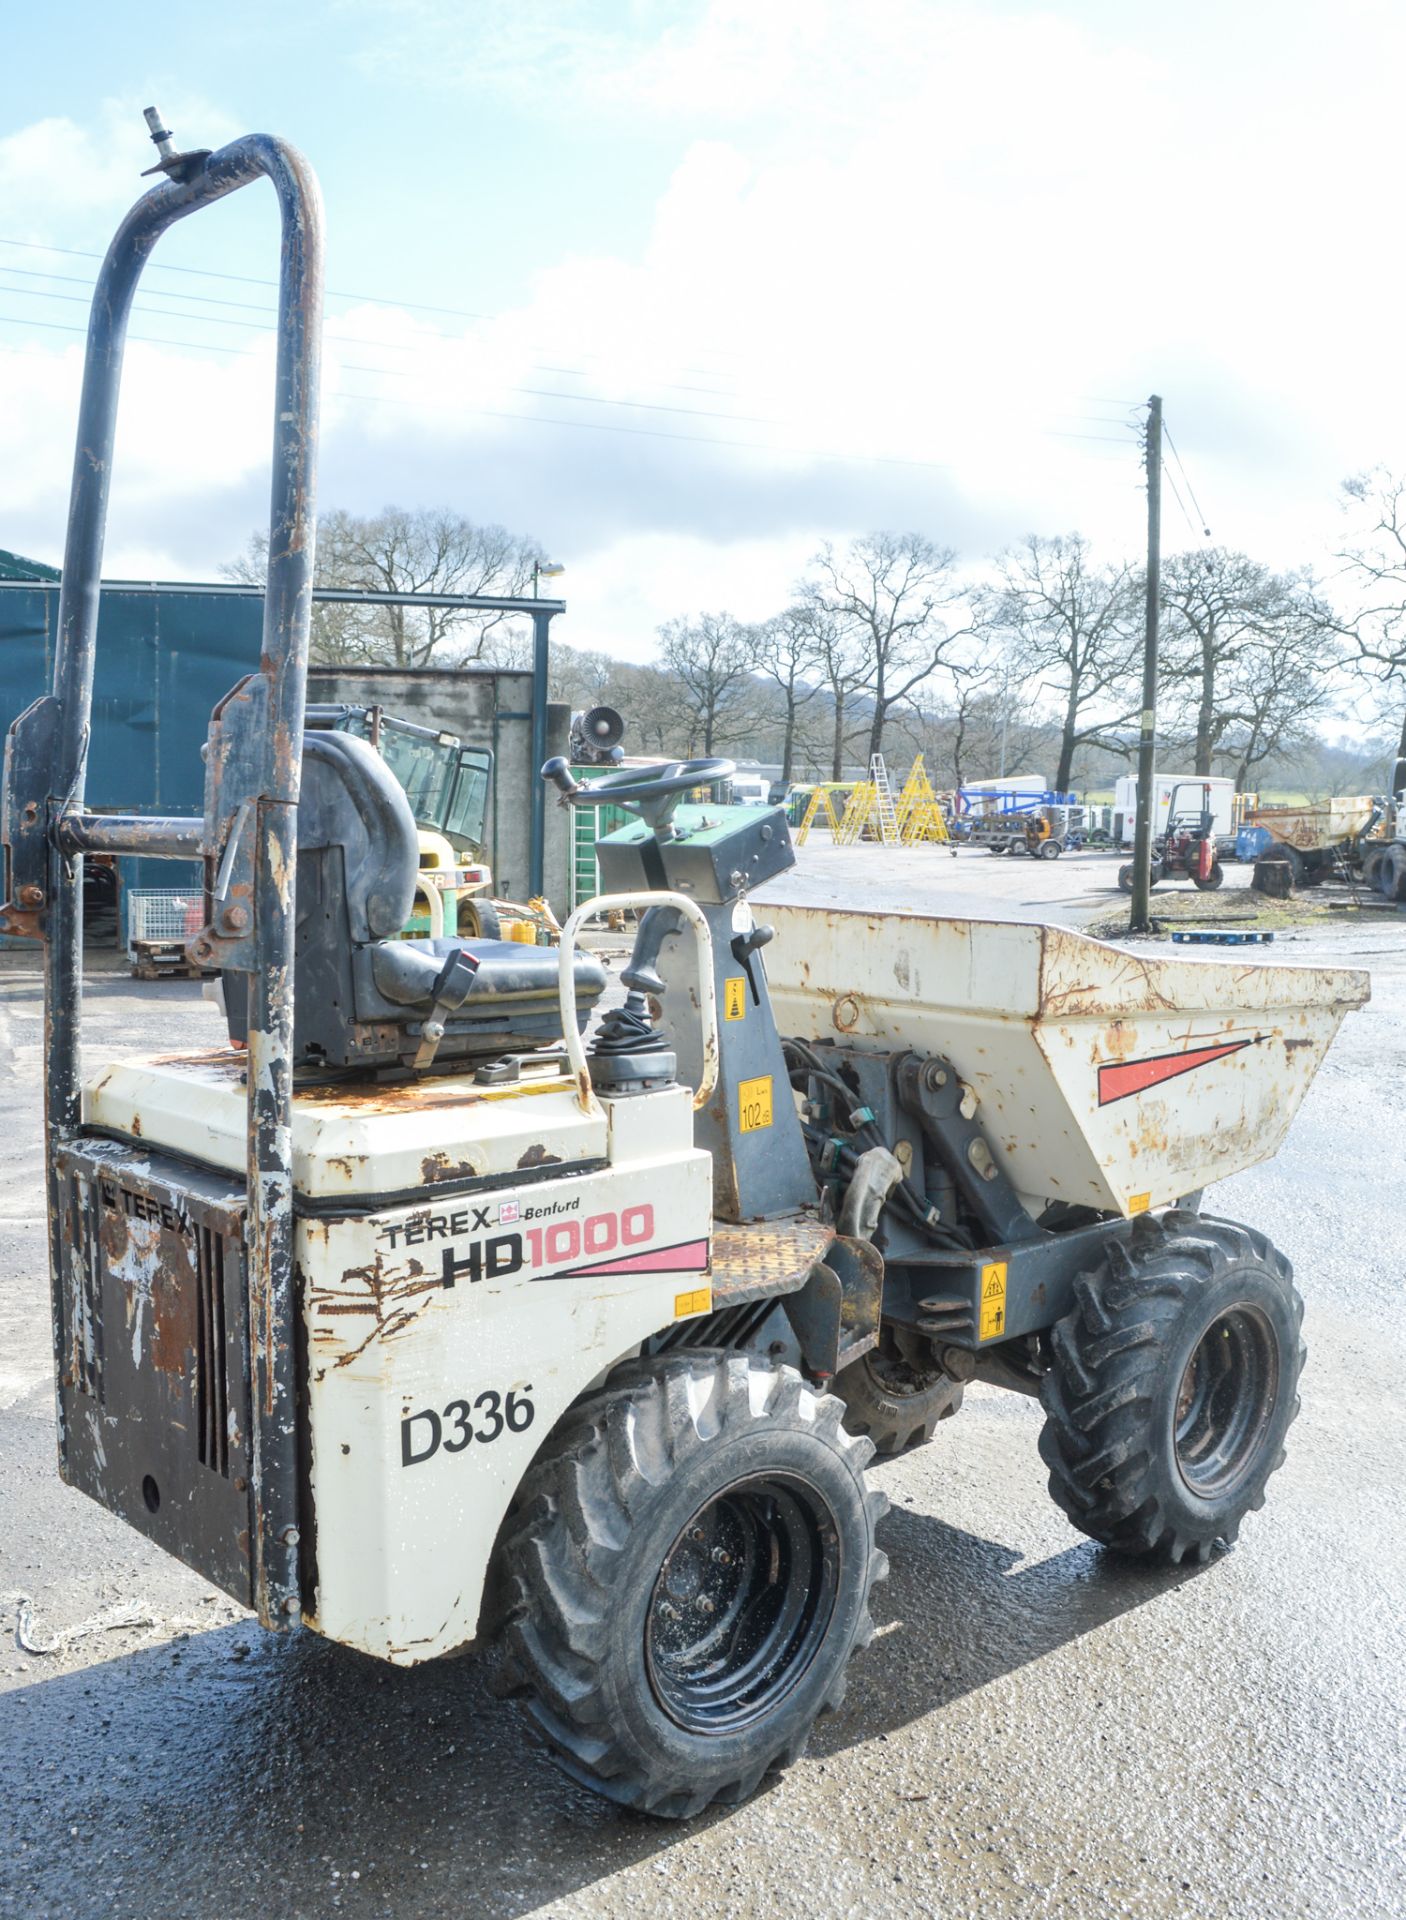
1114 774 1235 848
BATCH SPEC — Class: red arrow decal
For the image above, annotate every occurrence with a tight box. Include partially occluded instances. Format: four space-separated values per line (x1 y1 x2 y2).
1098 1037 1261 1105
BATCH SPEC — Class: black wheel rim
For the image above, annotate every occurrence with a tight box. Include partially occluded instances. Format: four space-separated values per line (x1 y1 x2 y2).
1174 1304 1280 1498
646 1473 840 1735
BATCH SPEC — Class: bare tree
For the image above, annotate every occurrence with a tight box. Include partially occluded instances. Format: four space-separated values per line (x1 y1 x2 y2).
1211 625 1341 791
223 506 543 667
805 533 973 763
790 592 867 778
1159 548 1339 776
609 661 693 756
752 605 825 783
1336 469 1406 778
655 613 760 755
977 534 1141 791
914 661 1048 791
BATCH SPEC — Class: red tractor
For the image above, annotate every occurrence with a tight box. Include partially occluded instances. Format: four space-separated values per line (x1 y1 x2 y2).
1119 781 1225 893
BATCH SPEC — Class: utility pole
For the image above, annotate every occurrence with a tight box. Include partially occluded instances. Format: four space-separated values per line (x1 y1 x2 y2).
1128 394 1162 935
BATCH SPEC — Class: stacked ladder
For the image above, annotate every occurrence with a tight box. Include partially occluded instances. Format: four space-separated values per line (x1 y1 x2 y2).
894 754 951 845
834 754 900 846
796 786 843 845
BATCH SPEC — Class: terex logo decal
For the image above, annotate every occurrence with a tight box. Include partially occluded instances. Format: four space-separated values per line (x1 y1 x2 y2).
374 1195 705 1288
1097 1036 1265 1106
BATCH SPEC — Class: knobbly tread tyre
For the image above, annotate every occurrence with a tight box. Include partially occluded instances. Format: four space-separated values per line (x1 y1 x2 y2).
1192 860 1225 890
497 1351 889 1818
832 1343 964 1455
1038 1211 1304 1566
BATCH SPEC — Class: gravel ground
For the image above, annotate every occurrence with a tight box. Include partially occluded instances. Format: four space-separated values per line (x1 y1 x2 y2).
1 886 1402 1920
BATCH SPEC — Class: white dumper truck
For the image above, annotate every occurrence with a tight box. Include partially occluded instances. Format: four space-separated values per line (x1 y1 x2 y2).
0 111 1371 1821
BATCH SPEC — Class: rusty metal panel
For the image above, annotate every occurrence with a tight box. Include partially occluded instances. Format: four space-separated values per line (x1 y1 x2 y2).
55 1139 254 1606
709 1214 833 1305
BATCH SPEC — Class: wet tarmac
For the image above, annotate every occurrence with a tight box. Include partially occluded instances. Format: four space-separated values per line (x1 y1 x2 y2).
1 923 1402 1920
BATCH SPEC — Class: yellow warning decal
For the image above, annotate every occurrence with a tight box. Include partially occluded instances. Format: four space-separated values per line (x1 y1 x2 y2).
723 976 748 1021
738 1075 773 1133
1128 1191 1151 1215
674 1285 713 1319
978 1260 1008 1341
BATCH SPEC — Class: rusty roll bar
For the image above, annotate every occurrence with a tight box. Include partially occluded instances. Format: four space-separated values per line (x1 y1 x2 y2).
9 119 323 1631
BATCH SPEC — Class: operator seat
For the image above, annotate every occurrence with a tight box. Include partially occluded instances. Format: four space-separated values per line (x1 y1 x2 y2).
222 730 605 1069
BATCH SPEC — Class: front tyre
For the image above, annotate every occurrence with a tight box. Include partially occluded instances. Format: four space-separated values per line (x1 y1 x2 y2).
498 1353 888 1817
832 1333 963 1455
458 894 503 940
1039 1213 1304 1565
1192 860 1225 890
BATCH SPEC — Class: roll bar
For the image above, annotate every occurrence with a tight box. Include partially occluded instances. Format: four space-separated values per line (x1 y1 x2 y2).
0 112 324 1631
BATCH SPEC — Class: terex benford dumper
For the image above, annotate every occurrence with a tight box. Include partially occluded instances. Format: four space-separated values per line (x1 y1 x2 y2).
0 114 1369 1818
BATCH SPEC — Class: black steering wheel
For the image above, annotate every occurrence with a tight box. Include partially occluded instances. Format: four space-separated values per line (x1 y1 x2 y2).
541 755 735 807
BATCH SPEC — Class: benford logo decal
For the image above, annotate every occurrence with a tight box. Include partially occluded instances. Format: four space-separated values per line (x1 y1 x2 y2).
1097 1036 1266 1106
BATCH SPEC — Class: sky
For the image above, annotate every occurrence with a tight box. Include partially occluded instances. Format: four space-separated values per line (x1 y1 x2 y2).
1 0 1404 665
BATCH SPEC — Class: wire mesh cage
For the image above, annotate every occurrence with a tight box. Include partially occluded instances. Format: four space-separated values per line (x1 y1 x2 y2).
125 888 206 952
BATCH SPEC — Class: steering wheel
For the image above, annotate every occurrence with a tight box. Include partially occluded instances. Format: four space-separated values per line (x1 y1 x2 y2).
541 756 736 808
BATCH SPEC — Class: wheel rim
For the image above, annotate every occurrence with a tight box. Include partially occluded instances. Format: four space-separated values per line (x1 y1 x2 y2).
646 1473 840 1735
1173 1305 1279 1498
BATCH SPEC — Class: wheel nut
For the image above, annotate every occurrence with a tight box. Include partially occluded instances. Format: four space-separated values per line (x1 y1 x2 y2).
658 1600 679 1622
690 1527 706 1543
696 1596 716 1615
710 1548 732 1566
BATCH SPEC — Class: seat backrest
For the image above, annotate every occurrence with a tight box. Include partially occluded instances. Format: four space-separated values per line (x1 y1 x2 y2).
221 726 606 1069
297 730 419 942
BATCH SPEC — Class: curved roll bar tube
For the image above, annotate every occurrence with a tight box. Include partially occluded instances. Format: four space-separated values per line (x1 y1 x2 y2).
6 121 324 1630
556 892 719 1116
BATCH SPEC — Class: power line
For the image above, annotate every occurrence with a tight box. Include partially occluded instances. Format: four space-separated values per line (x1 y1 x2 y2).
0 267 740 400
0 286 807 429
1162 421 1211 537
0 307 1156 479
1161 459 1203 543
0 236 1149 425
0 323 955 470
0 233 749 378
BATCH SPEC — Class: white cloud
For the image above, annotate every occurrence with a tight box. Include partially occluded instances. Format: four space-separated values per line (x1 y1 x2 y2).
6 5 1406 662
0 93 243 241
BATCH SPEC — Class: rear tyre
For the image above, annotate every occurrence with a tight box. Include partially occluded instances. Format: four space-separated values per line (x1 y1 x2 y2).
1192 860 1225 890
1038 838 1063 859
498 1352 888 1817
458 894 503 941
1117 863 1135 894
832 1333 964 1455
1382 845 1406 902
1039 1213 1303 1564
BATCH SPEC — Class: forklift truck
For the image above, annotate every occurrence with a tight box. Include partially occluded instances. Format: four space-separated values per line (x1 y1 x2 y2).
0 115 1369 1818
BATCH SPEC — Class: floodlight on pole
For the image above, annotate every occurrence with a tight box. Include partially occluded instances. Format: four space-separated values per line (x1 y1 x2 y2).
532 560 566 599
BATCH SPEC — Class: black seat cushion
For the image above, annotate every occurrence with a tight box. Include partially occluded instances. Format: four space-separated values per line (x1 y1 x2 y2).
391 936 604 1006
